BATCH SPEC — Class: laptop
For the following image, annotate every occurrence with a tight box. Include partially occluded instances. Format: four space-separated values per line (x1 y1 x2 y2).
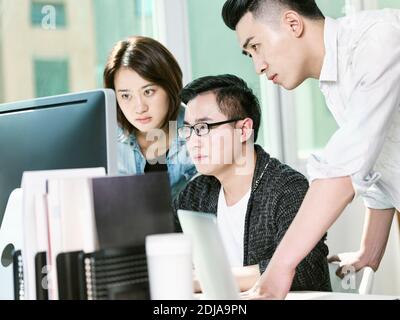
177 209 240 300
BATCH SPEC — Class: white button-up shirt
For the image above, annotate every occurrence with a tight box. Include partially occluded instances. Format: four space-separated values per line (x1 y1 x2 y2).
307 9 400 210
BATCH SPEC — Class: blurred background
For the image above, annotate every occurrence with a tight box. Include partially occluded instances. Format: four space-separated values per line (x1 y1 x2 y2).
0 0 399 295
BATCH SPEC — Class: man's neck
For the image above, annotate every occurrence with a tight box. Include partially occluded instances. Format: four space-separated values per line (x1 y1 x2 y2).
305 18 326 79
215 149 257 207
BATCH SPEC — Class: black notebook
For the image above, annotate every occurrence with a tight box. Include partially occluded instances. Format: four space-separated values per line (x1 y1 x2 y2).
91 172 175 250
56 251 83 300
35 252 48 300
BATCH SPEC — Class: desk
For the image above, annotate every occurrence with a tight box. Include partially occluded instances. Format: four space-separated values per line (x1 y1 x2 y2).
286 291 400 300
194 291 399 300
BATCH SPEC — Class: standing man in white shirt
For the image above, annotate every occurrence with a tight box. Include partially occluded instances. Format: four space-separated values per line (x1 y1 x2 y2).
222 0 400 299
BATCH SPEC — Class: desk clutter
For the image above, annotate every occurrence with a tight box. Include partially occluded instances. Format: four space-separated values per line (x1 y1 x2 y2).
11 169 179 300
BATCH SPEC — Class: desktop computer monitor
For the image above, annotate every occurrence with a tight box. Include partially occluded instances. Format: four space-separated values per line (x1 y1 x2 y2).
0 89 118 227
0 89 118 299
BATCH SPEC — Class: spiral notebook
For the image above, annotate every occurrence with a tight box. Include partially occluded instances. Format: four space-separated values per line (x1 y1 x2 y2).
78 246 150 300
12 250 24 300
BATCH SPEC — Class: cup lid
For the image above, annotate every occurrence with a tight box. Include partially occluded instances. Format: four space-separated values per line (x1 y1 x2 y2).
145 233 192 256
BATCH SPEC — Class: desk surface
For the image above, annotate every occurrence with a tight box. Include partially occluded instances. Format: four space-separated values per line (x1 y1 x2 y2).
195 291 400 300
286 291 400 300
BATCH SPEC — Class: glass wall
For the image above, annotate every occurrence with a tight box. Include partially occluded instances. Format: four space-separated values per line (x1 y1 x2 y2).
293 0 345 159
378 0 400 9
186 0 265 146
0 0 154 103
92 0 154 87
1 0 397 149
34 58 69 97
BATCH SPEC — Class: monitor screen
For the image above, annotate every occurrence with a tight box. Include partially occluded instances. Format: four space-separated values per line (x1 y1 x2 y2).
0 89 118 228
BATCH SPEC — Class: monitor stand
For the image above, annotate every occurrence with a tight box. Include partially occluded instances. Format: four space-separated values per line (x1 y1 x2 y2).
0 188 23 300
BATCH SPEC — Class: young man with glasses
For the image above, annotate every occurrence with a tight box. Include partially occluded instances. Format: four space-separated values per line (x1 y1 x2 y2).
174 74 331 292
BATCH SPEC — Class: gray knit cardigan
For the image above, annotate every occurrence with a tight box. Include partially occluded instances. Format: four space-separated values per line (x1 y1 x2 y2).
173 145 332 292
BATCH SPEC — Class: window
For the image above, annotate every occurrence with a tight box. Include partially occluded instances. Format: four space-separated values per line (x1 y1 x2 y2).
377 0 400 9
293 0 347 159
34 59 69 97
135 0 153 17
0 0 154 104
186 0 265 146
92 0 154 87
293 0 346 165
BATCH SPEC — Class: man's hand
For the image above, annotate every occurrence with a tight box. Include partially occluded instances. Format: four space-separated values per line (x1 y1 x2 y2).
232 264 261 292
329 207 395 278
240 262 295 300
193 270 202 293
328 251 372 278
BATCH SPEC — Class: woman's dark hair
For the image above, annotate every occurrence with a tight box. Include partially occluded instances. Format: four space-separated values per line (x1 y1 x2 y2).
222 0 324 30
104 36 183 134
181 74 262 142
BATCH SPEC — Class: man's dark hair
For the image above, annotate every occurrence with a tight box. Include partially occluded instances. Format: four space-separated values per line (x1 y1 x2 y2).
180 74 262 142
222 0 324 30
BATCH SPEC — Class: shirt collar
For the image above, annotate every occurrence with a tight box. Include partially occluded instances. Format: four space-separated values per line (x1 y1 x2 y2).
319 17 339 83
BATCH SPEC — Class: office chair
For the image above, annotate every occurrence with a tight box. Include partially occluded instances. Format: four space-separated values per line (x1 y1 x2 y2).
328 262 375 295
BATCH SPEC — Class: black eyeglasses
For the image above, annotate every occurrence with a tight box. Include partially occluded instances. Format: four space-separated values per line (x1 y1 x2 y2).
178 118 242 140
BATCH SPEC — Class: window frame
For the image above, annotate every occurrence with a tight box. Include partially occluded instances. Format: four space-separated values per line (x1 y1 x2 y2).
153 0 192 86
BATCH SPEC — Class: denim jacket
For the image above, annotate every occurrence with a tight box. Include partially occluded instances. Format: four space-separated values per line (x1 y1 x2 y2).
117 105 197 199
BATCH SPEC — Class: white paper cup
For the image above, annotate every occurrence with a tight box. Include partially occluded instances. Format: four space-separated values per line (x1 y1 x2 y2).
146 234 193 300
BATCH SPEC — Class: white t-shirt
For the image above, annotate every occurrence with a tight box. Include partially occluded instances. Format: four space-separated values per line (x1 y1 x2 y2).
217 186 251 268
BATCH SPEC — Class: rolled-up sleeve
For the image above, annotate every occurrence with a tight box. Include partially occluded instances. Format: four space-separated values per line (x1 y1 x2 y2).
308 23 400 198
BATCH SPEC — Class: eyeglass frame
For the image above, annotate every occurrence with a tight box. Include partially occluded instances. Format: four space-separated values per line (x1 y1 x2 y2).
178 118 243 140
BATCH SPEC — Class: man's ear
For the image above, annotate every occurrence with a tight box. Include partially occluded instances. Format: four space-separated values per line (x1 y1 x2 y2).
238 118 254 143
282 10 304 38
